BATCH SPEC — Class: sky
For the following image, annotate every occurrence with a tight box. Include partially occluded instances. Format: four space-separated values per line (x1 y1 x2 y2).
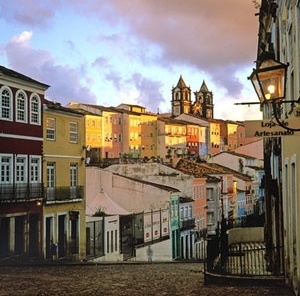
0 0 262 121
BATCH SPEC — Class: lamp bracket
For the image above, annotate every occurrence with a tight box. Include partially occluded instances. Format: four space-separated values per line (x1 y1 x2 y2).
234 97 300 106
272 101 300 132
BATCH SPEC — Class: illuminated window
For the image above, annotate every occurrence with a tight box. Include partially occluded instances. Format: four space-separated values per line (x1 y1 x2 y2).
46 118 56 140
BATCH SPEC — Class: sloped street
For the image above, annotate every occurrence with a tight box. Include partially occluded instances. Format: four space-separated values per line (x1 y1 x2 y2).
0 262 294 296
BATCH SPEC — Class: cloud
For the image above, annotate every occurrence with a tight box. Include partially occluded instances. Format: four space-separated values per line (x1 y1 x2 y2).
1 0 261 120
5 31 97 105
101 0 259 96
1 0 57 27
129 73 164 113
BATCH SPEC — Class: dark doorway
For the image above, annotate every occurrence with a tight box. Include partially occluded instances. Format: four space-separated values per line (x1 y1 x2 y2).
70 215 79 255
45 217 53 259
29 214 39 258
0 217 10 258
58 215 66 258
15 216 25 255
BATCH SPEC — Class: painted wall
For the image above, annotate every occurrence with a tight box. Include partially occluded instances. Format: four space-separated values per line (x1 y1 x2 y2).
228 227 264 245
135 239 172 261
106 163 194 198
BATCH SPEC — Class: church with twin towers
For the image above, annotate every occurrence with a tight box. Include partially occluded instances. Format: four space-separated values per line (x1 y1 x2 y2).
171 75 214 120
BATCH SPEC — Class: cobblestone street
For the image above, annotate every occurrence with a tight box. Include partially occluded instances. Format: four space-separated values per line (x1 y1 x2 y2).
0 263 294 296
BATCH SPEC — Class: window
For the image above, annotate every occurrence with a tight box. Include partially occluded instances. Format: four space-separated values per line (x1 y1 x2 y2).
115 230 118 252
30 95 40 124
16 90 27 123
111 230 113 253
30 157 41 183
46 162 55 200
107 231 110 253
70 122 78 143
0 87 12 120
70 164 78 198
207 188 214 200
0 156 12 183
46 118 56 140
188 205 192 219
16 156 26 183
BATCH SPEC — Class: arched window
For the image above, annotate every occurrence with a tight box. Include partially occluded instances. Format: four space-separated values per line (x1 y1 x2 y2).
16 90 27 123
0 86 13 121
30 94 41 125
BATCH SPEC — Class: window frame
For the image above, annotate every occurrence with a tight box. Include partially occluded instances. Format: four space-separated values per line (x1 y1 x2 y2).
46 117 56 141
15 155 27 183
30 94 41 125
70 122 78 143
30 156 41 183
15 90 28 123
0 86 13 121
0 154 13 184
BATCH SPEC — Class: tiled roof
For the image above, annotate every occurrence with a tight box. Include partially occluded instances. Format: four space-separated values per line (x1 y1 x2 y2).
212 150 257 160
44 99 83 115
175 159 252 182
175 159 222 179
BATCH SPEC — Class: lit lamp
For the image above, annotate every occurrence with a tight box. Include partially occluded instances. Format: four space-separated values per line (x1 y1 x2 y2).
248 58 288 104
248 57 300 132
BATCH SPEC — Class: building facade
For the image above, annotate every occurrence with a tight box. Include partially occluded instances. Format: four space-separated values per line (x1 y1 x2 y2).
0 66 49 260
43 100 86 261
255 0 300 293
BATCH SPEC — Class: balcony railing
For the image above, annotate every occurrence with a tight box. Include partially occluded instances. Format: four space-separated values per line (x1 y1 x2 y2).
180 218 195 230
0 183 44 201
45 186 84 202
0 184 84 203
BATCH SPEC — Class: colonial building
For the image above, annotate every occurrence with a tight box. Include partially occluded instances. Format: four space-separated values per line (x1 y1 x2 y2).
43 100 86 261
0 66 49 260
255 0 300 293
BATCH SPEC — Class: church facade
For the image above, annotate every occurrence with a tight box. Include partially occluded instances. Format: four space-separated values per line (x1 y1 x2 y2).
171 75 214 119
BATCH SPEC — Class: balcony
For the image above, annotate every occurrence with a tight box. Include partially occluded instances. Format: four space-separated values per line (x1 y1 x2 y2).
180 218 195 230
45 186 84 202
0 183 44 202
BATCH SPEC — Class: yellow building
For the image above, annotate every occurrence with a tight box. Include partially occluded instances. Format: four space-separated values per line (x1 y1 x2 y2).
208 119 221 156
140 113 158 159
117 104 158 160
43 100 86 261
158 117 187 162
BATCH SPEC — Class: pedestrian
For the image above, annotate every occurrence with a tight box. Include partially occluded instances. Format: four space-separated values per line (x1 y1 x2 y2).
50 240 57 262
147 245 153 262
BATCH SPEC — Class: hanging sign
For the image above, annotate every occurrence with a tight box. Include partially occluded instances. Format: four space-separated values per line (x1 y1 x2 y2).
245 118 300 137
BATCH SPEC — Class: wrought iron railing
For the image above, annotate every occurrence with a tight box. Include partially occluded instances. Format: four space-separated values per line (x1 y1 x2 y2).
205 217 283 277
45 186 84 201
206 241 283 276
180 218 195 230
0 184 84 203
0 183 44 201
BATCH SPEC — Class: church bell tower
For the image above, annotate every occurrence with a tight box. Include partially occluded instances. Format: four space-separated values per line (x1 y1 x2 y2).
171 75 191 117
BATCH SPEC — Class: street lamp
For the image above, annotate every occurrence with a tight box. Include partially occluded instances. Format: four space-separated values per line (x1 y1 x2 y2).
248 56 300 132
249 58 288 104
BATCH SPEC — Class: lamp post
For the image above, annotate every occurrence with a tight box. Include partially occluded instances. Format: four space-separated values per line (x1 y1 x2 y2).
248 56 300 132
249 58 288 104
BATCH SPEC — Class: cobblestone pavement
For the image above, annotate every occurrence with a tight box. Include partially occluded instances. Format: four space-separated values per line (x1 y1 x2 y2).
0 263 294 296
